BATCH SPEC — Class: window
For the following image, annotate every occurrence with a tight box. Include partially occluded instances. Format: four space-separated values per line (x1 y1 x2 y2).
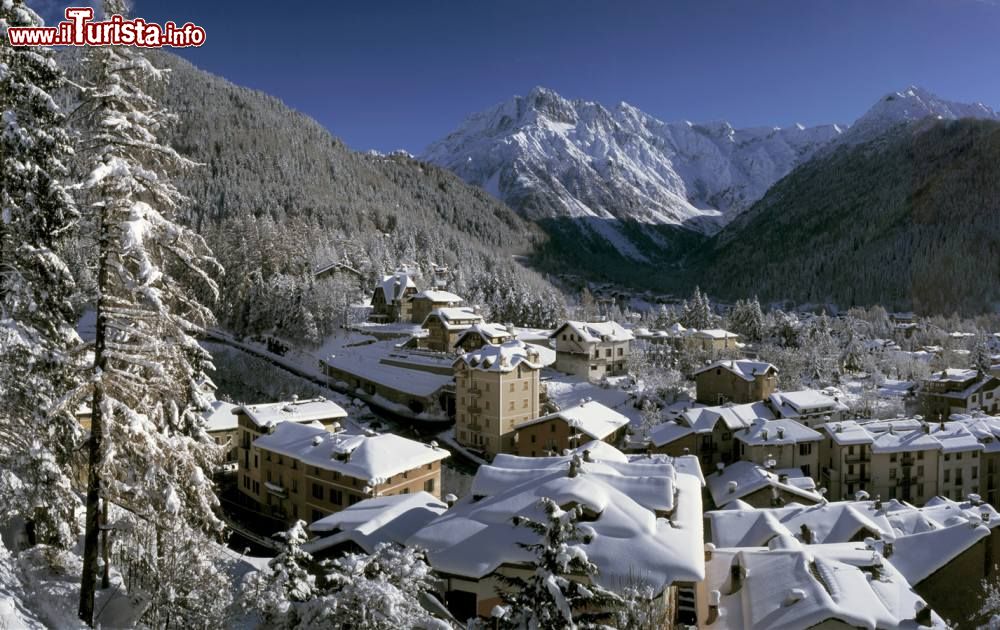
243 475 250 489
945 453 951 461
424 479 435 493
312 509 323 523
918 451 924 460
550 423 556 433
890 453 897 463
799 443 812 456
349 494 360 505
531 435 537 443
917 465 924 477
254 454 258 468
312 483 323 499
523 399 529 409
918 483 925 497
801 464 810 477
266 471 272 483
848 445 855 456
618 348 624 356
591 365 598 371
605 349 612 358
890 468 897 479
292 479 298 493
973 466 979 479
958 452 963 460
523 381 529 391
509 383 515 393
944 469 951 483
330 489 343 505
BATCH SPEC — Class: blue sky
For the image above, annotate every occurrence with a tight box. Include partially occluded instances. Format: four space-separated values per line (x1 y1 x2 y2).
31 0 1000 153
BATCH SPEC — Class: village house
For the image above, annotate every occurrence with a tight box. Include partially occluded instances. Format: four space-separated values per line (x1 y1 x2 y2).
204 399 239 464
369 268 419 323
647 401 776 474
453 340 544 458
921 368 1000 419
511 400 630 457
408 289 464 324
693 359 778 405
768 388 849 427
246 421 449 525
705 461 824 509
406 447 705 624
235 397 348 509
964 415 1000 507
452 322 513 353
420 307 484 353
696 539 945 628
703 496 1000 624
732 418 822 478
549 320 633 382
685 328 741 353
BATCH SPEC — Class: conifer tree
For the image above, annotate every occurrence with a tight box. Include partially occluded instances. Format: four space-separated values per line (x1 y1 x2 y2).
496 497 621 629
0 0 84 547
71 1 225 622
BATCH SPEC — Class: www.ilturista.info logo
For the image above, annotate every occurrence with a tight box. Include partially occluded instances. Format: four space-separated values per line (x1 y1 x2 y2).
7 7 205 47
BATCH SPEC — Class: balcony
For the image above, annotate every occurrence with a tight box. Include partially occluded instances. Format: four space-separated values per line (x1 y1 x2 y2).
467 404 483 414
467 386 482 397
900 456 916 467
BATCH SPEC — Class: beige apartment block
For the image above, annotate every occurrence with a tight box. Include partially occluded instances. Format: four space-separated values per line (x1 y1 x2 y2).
549 321 633 382
693 360 778 405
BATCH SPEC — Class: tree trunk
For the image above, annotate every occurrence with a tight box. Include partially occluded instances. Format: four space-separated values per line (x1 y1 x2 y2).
101 499 110 589
78 208 110 627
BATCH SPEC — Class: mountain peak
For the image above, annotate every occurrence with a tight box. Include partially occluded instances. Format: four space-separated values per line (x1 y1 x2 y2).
844 85 999 144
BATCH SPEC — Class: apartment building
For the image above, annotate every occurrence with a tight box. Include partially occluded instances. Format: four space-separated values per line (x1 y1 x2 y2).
453 323 513 353
453 340 544 458
408 289 464 324
733 418 822 478
549 320 633 382
421 307 484 353
247 422 449 525
369 268 419 323
235 397 348 508
684 328 740 353
769 389 849 428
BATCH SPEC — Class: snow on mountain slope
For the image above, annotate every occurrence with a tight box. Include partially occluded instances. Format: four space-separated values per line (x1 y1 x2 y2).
423 86 843 237
843 85 999 145
423 85 997 263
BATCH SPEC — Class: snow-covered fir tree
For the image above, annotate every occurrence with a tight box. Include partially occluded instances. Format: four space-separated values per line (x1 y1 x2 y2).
679 286 714 330
242 529 448 630
0 0 84 548
728 296 765 342
69 1 226 622
495 495 621 629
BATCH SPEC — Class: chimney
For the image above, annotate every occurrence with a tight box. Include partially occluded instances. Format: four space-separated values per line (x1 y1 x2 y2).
777 427 785 439
779 473 790 484
729 561 744 592
783 588 807 607
915 602 933 627
704 542 716 561
708 590 721 624
727 480 738 494
800 523 814 544
582 449 592 463
444 493 457 508
569 458 580 478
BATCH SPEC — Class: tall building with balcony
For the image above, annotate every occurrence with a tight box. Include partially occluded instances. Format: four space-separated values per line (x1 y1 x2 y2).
453 340 544 458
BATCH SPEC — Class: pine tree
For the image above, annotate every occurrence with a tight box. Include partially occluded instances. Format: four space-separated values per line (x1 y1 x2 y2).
496 496 621 629
240 520 316 626
972 334 993 374
0 0 84 548
71 1 225 622
679 286 714 330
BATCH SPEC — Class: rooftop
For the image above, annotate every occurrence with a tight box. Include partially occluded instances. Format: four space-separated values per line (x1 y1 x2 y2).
514 400 630 440
252 422 449 483
407 448 704 593
454 340 547 373
550 320 634 343
770 389 848 417
735 419 823 446
706 461 823 509
236 396 348 428
694 359 777 382
305 491 447 555
203 399 238 433
411 289 464 303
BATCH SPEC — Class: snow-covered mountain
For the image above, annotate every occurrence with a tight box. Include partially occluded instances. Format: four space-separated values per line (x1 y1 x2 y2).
843 86 999 145
422 85 998 259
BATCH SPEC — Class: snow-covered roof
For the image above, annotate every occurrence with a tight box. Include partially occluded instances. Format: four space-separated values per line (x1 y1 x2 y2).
549 320 634 343
514 400 630 440
305 492 447 555
929 422 984 453
203 400 238 433
704 542 945 629
647 420 696 447
870 428 942 454
925 368 978 383
706 461 823 509
734 419 823 446
691 328 739 340
452 322 512 347
454 340 546 373
376 270 418 303
694 359 777 381
407 451 705 593
769 389 848 417
707 496 998 588
678 401 776 434
252 423 449 484
822 420 878 445
236 397 348 428
422 307 483 330
410 290 463 303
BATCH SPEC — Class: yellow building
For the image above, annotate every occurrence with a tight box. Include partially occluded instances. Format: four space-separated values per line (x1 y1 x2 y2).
549 320 633 382
420 307 484 353
453 340 544 458
694 360 778 405
236 397 348 508
245 421 449 525
512 400 630 457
